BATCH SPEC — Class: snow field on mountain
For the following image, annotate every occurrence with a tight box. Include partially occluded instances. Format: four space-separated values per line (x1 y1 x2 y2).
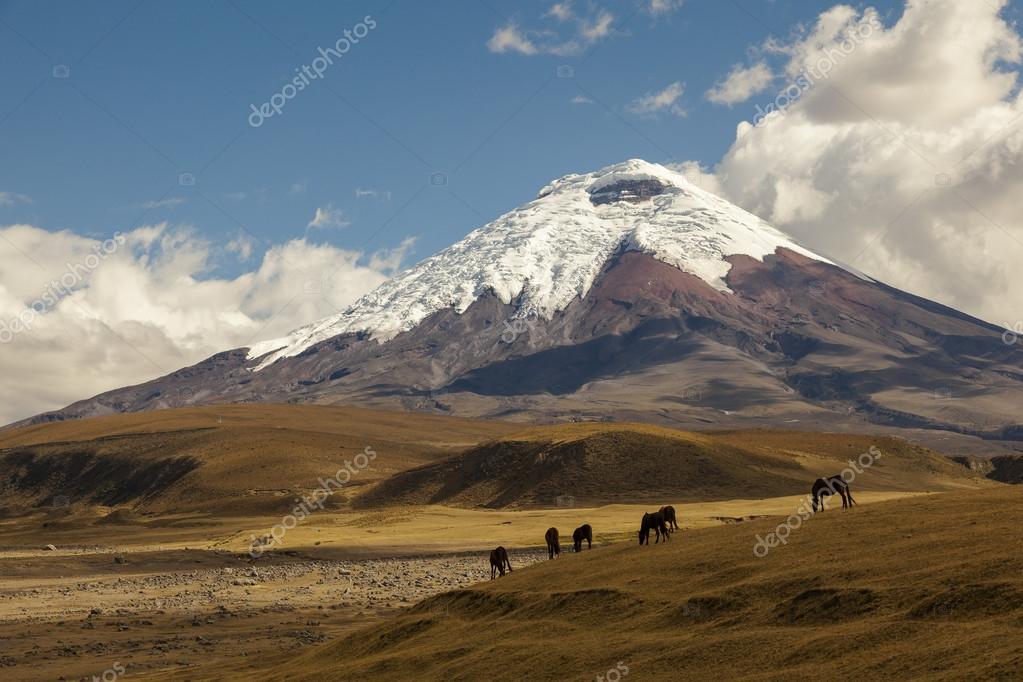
247 160 832 369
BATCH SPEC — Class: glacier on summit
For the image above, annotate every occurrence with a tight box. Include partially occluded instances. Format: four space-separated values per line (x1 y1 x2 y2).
247 159 834 369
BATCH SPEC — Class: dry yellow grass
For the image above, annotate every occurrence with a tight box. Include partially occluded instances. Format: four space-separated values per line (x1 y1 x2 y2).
0 405 521 515
1 406 1011 681
3 407 987 520
207 492 927 557
0 404 516 450
249 487 1023 681
358 426 991 509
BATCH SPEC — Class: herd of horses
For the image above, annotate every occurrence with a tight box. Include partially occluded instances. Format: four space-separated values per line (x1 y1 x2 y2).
489 477 857 578
543 523 593 559
489 506 677 578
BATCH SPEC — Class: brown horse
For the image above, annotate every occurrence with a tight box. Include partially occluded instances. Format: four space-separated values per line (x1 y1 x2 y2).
638 511 670 545
811 476 856 512
545 527 561 559
659 505 679 531
490 546 512 578
572 524 592 552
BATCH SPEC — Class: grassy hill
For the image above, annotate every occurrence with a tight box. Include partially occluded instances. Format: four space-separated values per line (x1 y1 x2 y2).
358 423 988 508
2 410 986 518
253 487 1023 681
0 405 519 515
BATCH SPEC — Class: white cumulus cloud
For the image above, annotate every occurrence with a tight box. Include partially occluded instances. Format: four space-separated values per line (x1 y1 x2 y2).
697 0 1023 328
0 224 409 424
627 81 686 117
546 2 573 22
487 5 615 57
487 23 540 55
307 203 349 231
647 0 683 16
706 62 774 105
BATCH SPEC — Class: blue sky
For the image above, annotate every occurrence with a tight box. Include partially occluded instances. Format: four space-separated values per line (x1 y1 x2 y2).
6 0 1023 423
0 0 916 272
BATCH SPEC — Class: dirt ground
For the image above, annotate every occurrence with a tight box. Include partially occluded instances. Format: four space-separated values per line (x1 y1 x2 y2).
0 546 547 681
0 492 921 681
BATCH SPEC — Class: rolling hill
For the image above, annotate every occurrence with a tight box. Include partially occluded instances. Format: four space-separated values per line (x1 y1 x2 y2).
249 487 1023 681
0 407 996 521
356 423 991 509
0 405 519 516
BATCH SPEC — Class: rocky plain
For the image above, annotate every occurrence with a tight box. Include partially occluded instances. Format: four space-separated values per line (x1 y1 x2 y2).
0 545 546 680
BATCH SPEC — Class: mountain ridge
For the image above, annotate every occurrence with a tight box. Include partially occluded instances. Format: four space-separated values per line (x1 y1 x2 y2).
246 159 840 369
12 161 1023 456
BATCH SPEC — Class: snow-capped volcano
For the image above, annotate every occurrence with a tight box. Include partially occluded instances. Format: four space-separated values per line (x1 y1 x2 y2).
22 159 1023 454
248 160 834 369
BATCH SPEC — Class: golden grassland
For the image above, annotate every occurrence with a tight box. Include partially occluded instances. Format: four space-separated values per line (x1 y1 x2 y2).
251 487 1023 682
0 405 1014 680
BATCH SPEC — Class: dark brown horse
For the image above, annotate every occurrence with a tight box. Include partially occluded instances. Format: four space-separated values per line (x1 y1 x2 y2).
638 511 670 545
490 546 512 579
811 476 856 512
572 524 592 552
545 527 561 559
659 505 679 530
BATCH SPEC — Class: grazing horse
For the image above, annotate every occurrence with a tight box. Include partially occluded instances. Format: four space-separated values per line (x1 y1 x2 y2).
638 511 670 545
659 505 679 531
572 524 592 552
811 476 856 512
490 546 512 579
545 527 561 559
